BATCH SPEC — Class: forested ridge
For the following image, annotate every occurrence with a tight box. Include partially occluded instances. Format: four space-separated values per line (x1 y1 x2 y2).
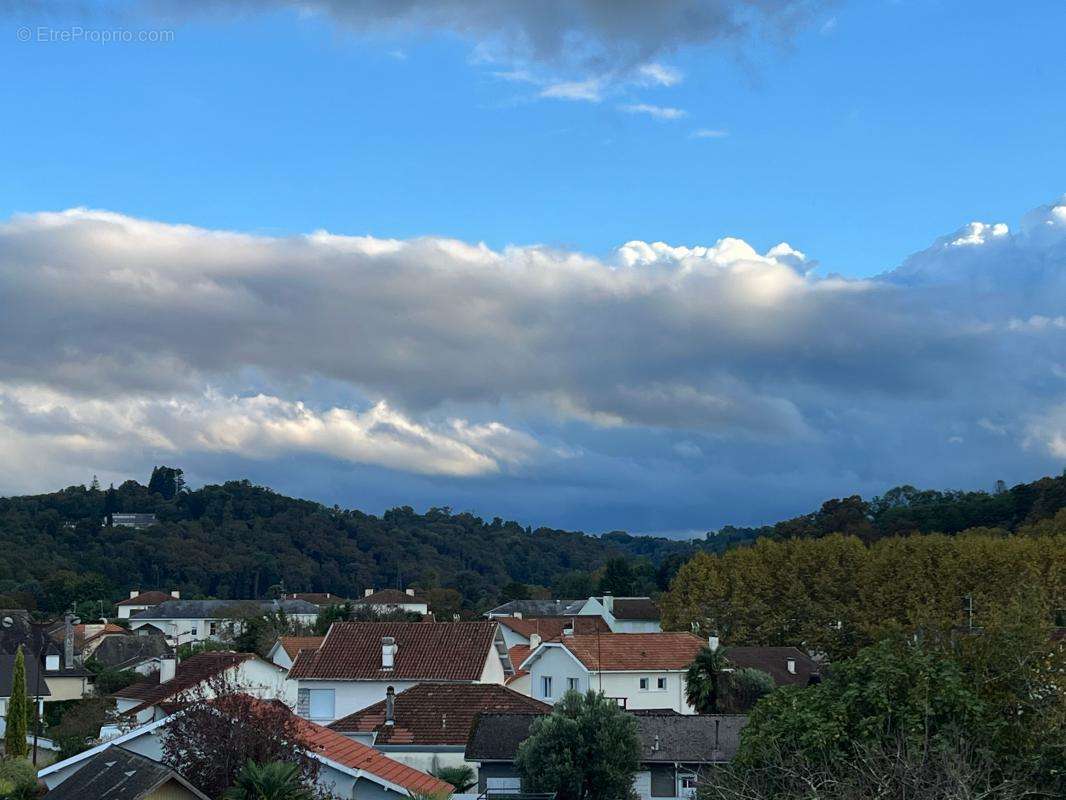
2 468 1065 615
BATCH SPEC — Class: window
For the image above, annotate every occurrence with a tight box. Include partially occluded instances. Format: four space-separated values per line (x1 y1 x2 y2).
540 676 553 699
297 688 335 721
190 625 198 636
639 677 650 690
657 676 667 690
486 777 522 793
209 622 219 636
566 677 580 692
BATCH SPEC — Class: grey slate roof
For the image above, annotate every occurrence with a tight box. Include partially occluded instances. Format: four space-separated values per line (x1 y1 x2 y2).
130 598 319 620
485 599 583 617
43 746 209 800
465 711 746 764
0 653 50 698
91 634 172 669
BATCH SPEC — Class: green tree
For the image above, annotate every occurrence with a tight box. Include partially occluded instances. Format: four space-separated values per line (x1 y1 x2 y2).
223 760 314 800
597 558 636 597
516 690 640 800
431 764 476 792
4 647 29 758
148 465 185 500
685 646 731 713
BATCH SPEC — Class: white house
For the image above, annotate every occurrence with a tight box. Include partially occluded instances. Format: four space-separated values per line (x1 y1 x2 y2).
111 651 294 726
38 701 453 798
116 590 181 619
267 635 325 670
328 682 550 774
574 596 662 633
288 621 514 723
354 589 430 616
520 632 706 713
128 599 319 645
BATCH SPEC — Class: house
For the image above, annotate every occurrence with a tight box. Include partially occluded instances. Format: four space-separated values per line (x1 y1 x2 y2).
90 634 173 675
117 590 181 619
128 599 319 645
485 595 662 633
520 632 706 712
111 652 293 725
43 649 93 701
495 614 611 649
39 698 453 798
328 682 551 774
0 652 49 720
1 610 91 702
723 646 820 687
354 589 430 616
268 635 325 670
108 513 158 530
573 596 662 633
41 746 209 800
288 621 514 722
465 710 747 798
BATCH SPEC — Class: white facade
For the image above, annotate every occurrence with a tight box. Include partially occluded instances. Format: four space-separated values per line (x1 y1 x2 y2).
130 613 317 646
297 644 508 723
575 597 661 633
522 643 694 713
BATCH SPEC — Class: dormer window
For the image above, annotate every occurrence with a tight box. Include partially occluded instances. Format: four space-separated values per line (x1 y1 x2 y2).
45 654 60 671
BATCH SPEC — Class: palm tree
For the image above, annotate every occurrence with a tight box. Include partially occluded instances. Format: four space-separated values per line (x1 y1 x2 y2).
223 761 314 800
685 645 731 713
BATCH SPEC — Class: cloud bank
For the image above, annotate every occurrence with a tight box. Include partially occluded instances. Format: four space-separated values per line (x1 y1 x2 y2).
1 198 1065 529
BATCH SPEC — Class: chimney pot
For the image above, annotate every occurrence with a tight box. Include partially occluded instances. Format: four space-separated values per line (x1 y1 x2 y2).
787 658 797 675
405 588 415 597
364 589 374 597
708 634 720 652
130 590 140 599
514 611 523 620
171 590 180 599
529 633 542 650
160 655 177 683
385 686 395 725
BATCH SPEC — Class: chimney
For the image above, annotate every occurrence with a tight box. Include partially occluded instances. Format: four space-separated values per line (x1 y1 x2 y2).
63 613 74 669
514 611 523 620
130 590 140 599
160 655 177 683
381 636 396 670
708 634 719 652
171 590 180 599
653 734 661 752
787 658 797 675
529 633 542 650
405 588 415 597
715 719 721 750
385 686 395 726
602 593 614 612
364 589 375 598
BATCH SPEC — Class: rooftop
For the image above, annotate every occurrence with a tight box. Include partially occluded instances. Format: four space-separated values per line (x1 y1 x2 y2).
725 646 820 686
485 599 583 617
130 598 319 620
0 652 51 698
41 746 208 800
495 615 610 640
528 632 705 671
329 683 550 745
112 651 253 712
116 591 175 607
283 592 350 606
354 589 429 605
289 621 502 681
275 635 325 660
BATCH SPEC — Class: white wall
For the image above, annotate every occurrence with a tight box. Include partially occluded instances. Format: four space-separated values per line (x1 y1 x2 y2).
478 646 507 686
611 620 662 633
296 679 419 723
525 647 588 703
506 673 531 697
597 671 693 713
498 626 529 650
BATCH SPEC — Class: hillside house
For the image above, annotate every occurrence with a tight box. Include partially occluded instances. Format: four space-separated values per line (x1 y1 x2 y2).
128 599 318 645
117 590 181 619
328 682 550 774
354 589 430 616
288 621 514 723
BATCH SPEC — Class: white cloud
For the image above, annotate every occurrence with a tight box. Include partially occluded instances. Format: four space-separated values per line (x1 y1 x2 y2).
691 128 729 138
637 63 683 87
540 78 604 102
619 103 687 120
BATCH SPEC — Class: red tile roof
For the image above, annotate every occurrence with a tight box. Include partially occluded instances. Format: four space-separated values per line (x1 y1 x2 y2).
547 633 705 671
328 683 550 745
506 645 532 685
113 652 254 712
277 636 325 660
116 591 174 607
289 621 500 681
496 615 610 640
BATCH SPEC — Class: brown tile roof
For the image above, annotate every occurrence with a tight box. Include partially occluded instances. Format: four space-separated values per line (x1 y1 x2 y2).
355 589 429 605
112 652 254 712
116 591 174 607
328 683 550 745
610 598 660 621
277 636 325 660
724 646 819 686
546 633 704 671
496 616 610 640
289 621 500 681
506 645 532 685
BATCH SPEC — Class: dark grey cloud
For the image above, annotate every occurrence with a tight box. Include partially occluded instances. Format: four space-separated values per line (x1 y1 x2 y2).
1 199 1065 529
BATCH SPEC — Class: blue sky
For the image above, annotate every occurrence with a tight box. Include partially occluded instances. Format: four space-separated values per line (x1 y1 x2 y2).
1 1 1065 535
